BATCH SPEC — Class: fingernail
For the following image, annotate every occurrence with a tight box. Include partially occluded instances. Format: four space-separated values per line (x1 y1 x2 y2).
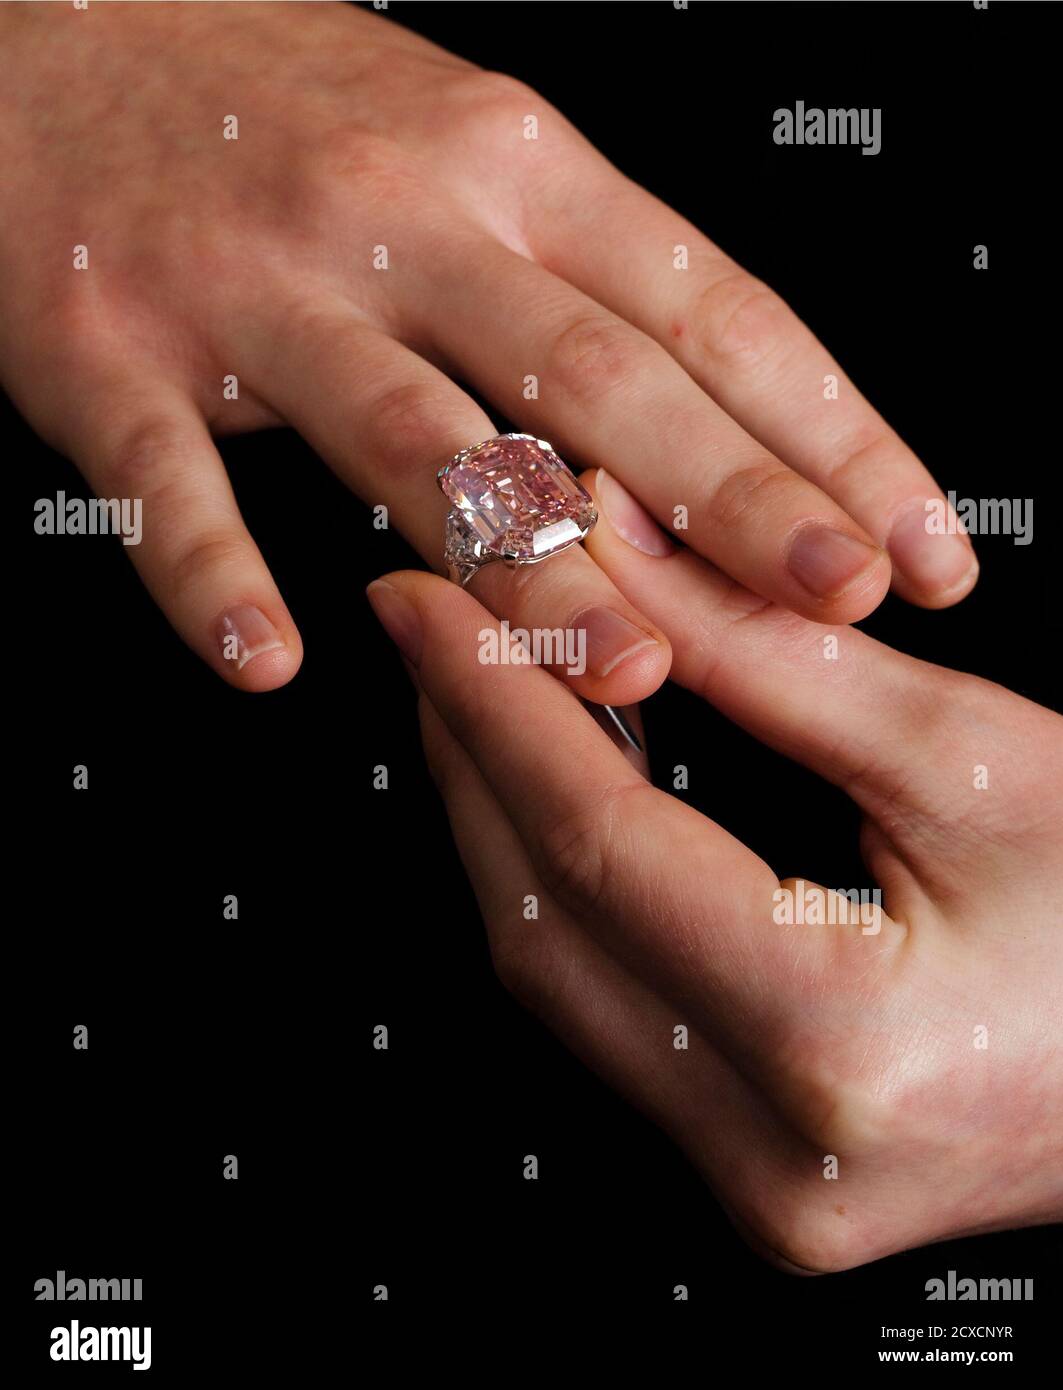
366 580 423 666
596 469 674 557
217 605 285 670
888 500 978 595
786 526 884 599
574 605 660 678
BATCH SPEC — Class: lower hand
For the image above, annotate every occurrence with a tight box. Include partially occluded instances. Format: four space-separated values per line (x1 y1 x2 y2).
366 509 1062 1271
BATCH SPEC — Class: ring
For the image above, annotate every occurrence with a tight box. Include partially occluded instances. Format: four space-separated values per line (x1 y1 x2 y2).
438 432 597 588
437 431 641 753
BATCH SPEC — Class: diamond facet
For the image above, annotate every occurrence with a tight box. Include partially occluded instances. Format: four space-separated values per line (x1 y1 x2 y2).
439 434 596 566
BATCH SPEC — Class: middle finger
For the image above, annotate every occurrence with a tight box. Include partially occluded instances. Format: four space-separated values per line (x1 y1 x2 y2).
417 237 891 624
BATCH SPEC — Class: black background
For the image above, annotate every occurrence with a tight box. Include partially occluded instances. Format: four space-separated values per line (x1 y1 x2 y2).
8 0 1060 1377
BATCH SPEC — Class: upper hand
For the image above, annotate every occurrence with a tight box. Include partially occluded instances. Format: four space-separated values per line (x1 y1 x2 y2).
2 2 975 698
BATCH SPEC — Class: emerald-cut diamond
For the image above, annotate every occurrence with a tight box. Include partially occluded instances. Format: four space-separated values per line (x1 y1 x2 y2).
439 433 596 585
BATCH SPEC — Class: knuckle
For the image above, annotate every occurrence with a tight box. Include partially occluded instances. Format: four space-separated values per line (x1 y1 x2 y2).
488 931 548 1011
824 426 894 492
170 532 249 604
849 666 985 821
774 1027 902 1159
691 269 790 369
105 419 199 498
46 296 116 371
705 459 796 532
449 69 544 128
734 1044 900 1273
795 1072 900 1159
745 1198 868 1275
538 808 609 912
432 67 581 238
299 129 425 214
549 313 650 403
535 781 648 915
274 301 349 367
368 378 463 477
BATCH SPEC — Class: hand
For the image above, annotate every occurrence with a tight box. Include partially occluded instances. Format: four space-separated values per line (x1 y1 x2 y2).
365 525 1062 1272
2 3 975 700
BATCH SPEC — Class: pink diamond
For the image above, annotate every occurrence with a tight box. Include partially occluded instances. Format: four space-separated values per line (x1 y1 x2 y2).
439 434 596 562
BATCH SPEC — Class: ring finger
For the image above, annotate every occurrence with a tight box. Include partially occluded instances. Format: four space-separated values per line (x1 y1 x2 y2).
236 301 671 705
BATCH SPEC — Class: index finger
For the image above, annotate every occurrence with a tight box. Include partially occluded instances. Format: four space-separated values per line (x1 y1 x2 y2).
366 568 823 1061
526 166 978 608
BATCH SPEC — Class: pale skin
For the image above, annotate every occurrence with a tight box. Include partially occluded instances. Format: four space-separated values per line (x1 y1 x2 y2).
4 0 1056 1272
1 1 980 702
366 473 1062 1272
